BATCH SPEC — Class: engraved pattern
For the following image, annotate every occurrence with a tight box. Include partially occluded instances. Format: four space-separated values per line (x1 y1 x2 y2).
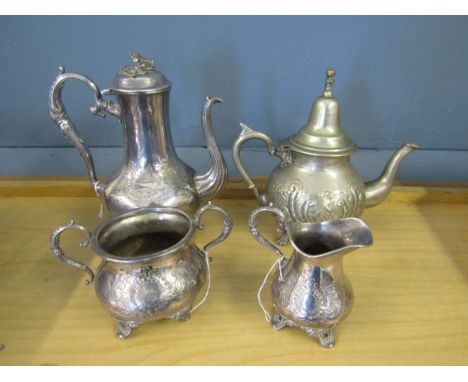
274 263 347 323
273 179 365 223
130 259 201 317
108 162 196 206
97 248 206 323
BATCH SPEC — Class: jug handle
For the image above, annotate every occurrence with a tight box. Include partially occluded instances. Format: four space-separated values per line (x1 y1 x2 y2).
190 202 233 313
49 220 95 286
248 205 288 261
249 205 289 323
232 123 290 205
49 67 121 195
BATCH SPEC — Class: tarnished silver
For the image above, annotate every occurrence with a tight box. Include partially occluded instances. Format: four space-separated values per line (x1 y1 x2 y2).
249 206 373 348
49 52 228 215
233 69 420 223
49 202 232 339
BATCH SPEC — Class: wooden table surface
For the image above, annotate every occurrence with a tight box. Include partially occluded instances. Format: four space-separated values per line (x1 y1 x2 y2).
0 178 467 365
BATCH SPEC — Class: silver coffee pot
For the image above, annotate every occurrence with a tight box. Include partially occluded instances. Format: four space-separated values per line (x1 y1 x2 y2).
233 69 419 223
50 53 228 215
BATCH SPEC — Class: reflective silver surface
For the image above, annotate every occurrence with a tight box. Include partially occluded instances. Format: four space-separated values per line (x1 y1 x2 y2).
233 69 419 223
249 206 373 348
49 203 232 339
49 53 228 215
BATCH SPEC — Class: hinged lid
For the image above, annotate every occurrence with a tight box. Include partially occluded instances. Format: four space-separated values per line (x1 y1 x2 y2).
283 69 357 156
108 52 171 94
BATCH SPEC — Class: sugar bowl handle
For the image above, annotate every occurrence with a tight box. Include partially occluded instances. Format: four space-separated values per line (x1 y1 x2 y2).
190 202 232 314
49 220 95 285
248 205 288 260
194 202 233 253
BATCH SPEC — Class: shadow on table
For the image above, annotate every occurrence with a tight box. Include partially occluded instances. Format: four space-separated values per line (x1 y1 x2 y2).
416 195 468 283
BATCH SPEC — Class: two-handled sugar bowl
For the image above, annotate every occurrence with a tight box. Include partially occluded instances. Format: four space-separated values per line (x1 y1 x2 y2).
249 206 373 348
49 202 232 338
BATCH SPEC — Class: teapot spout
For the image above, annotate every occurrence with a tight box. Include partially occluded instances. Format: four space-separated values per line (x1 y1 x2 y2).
364 143 420 208
194 97 228 202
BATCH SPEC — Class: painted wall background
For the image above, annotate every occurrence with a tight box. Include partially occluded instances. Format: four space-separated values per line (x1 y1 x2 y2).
0 16 467 181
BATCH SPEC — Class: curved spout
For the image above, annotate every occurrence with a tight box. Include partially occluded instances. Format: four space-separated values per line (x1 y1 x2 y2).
288 217 373 260
194 97 228 202
365 143 420 208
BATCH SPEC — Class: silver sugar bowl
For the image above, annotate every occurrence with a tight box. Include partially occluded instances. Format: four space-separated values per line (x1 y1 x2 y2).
49 203 232 338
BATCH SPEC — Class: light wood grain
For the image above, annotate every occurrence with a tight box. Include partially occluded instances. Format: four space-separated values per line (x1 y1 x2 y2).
0 179 467 365
1 176 468 203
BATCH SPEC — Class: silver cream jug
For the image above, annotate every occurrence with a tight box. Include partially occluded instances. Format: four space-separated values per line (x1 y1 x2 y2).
49 203 232 339
50 53 228 215
234 69 419 223
249 206 373 348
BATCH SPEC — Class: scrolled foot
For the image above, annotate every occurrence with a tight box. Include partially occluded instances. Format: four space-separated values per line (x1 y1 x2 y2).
170 305 192 321
116 320 139 339
271 311 287 331
317 327 336 348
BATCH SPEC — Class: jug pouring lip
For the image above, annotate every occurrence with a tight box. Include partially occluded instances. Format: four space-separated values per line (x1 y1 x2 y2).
285 217 373 260
90 206 196 265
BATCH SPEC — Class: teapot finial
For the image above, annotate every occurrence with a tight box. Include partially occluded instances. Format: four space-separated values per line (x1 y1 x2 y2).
323 69 336 97
281 68 357 156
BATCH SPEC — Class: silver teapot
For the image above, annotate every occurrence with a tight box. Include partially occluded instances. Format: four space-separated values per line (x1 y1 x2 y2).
49 203 232 338
249 206 373 348
50 53 228 215
233 69 419 223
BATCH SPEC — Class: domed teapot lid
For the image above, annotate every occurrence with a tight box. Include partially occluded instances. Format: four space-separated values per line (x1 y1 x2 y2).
108 52 171 94
283 69 357 156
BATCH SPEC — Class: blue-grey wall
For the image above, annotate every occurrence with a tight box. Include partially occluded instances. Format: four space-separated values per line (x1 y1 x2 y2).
1 16 467 181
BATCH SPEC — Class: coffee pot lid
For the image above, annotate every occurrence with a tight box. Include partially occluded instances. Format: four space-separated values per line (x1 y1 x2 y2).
109 52 171 94
283 69 357 156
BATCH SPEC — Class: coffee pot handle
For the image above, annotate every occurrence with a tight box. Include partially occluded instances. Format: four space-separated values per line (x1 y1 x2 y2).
248 205 288 260
49 220 95 286
49 67 121 195
232 123 284 205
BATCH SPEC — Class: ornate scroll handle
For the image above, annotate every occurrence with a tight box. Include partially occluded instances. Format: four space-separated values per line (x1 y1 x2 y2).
249 206 289 323
194 201 233 253
248 205 288 261
49 220 95 286
190 202 232 313
49 67 121 194
232 123 291 205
